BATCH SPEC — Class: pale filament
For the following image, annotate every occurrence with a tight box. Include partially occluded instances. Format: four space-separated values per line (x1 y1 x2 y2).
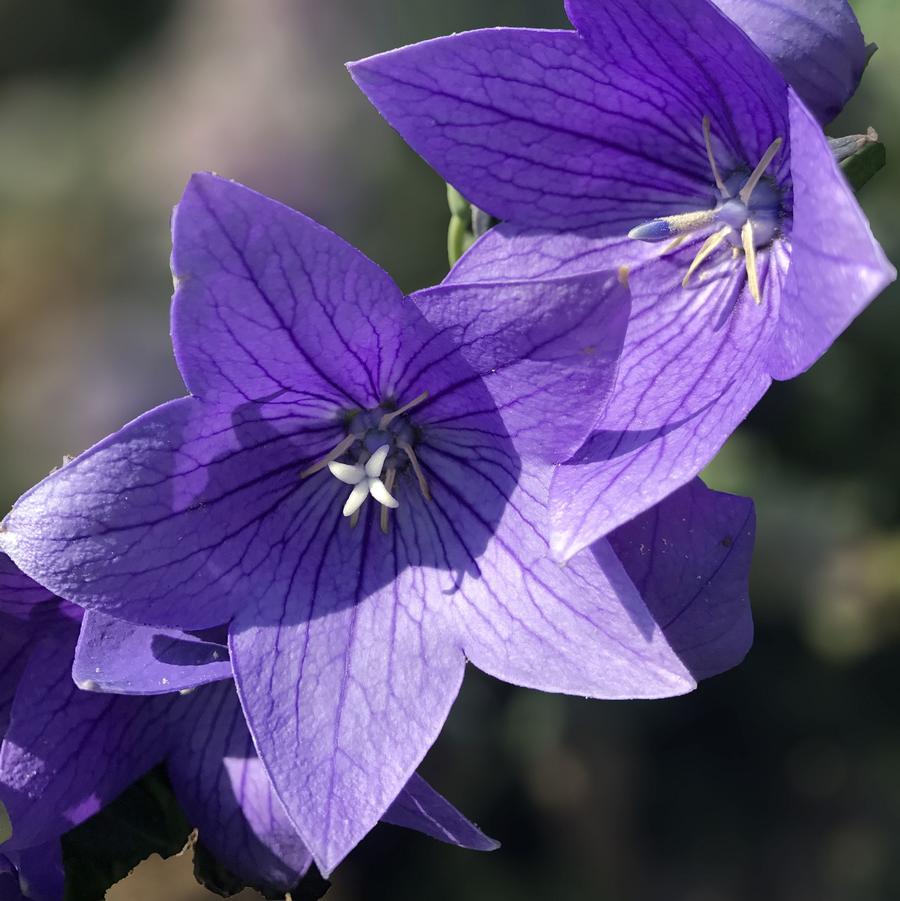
627 118 783 302
398 440 431 502
380 468 397 534
379 390 429 430
300 433 357 479
682 226 732 288
741 221 762 303
739 138 784 205
702 116 730 196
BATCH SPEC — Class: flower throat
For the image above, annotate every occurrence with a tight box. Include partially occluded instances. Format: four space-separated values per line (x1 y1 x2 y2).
301 390 431 533
628 117 785 303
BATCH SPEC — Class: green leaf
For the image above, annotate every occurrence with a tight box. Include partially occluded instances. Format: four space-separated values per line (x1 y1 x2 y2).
61 767 192 901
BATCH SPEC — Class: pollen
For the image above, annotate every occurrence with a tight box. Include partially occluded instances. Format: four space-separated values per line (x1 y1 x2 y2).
628 117 784 304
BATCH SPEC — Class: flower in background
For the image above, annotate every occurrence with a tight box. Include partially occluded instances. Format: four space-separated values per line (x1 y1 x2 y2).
0 553 494 898
350 0 895 560
710 0 873 124
2 174 755 873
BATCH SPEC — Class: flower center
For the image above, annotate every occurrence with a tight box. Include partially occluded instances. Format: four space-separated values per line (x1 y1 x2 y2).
628 117 785 303
300 390 431 533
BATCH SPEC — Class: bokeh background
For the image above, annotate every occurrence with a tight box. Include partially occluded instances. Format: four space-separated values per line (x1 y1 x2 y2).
1 1 898 899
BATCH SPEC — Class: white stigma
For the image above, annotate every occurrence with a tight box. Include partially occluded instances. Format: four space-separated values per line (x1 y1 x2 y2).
328 444 400 518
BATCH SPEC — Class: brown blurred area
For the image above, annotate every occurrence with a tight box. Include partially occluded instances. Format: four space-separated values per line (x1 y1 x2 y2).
2 1 900 899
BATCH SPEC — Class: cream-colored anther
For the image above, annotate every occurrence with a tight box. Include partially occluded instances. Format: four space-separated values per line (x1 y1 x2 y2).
379 390 429 430
739 137 783 205
300 434 358 479
682 226 732 288
703 115 730 196
398 441 431 502
741 221 762 303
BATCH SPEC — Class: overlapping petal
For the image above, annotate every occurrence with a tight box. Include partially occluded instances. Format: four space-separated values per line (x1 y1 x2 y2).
412 272 630 462
74 611 231 695
768 91 896 378
562 0 790 172
447 226 778 557
0 842 64 901
609 479 755 680
438 461 695 697
229 501 468 876
381 774 499 852
167 681 314 891
351 2 790 233
350 28 713 233
0 623 174 850
711 0 869 123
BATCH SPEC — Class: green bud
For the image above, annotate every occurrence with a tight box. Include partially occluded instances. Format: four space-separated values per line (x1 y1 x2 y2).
831 128 886 193
446 184 471 219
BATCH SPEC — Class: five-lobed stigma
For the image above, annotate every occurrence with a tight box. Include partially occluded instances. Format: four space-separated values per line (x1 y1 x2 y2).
628 117 784 303
301 390 431 533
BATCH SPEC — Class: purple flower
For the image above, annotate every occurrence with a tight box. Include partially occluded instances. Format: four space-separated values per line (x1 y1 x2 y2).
2 174 756 872
0 554 494 894
349 0 895 559
709 0 872 124
0 844 63 901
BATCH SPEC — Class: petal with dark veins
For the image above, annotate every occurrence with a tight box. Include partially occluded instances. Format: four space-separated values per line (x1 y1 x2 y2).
0 623 176 850
609 478 755 680
383 773 499 852
711 0 869 123
167 682 313 892
412 271 630 463
767 91 896 378
228 490 473 876
74 611 232 695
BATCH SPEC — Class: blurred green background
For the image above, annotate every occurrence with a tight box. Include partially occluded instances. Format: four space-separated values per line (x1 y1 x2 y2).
1 1 898 899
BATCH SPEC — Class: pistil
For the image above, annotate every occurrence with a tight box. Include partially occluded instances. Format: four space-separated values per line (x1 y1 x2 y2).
628 118 783 304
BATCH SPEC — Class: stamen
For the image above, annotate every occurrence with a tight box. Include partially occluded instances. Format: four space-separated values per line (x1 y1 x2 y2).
702 116 730 196
662 233 690 256
300 433 357 479
380 468 397 534
628 209 717 243
349 509 361 529
741 221 762 303
379 390 430 430
399 441 431 501
682 226 732 288
738 137 783 205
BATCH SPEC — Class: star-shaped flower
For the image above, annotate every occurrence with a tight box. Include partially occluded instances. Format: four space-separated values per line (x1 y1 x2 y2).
0 553 493 894
2 174 755 873
349 0 895 560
